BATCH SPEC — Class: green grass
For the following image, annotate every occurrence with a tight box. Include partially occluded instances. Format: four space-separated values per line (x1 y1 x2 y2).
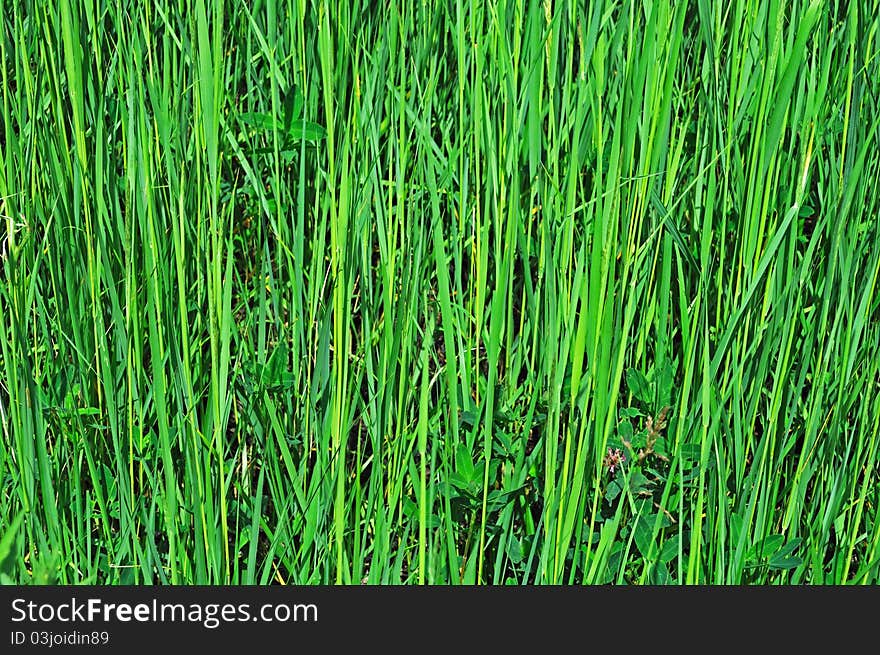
1 0 879 585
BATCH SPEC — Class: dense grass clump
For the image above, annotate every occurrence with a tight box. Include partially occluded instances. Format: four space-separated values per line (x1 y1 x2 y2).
1 0 879 584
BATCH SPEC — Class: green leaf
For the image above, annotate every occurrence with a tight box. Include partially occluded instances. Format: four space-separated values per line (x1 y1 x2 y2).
487 488 523 513
659 538 678 563
506 536 523 564
626 368 653 406
633 513 656 558
238 112 279 132
655 361 674 408
730 513 744 544
768 556 803 571
448 473 472 493
604 478 623 503
283 85 305 127
833 512 846 536
620 407 643 419
678 444 702 463
629 470 651 495
653 437 670 459
32 555 57 585
650 190 699 271
0 512 24 583
459 410 478 430
493 430 513 457
455 444 476 481
287 119 327 142
750 534 785 560
798 204 814 217
653 561 672 584
768 538 803 570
